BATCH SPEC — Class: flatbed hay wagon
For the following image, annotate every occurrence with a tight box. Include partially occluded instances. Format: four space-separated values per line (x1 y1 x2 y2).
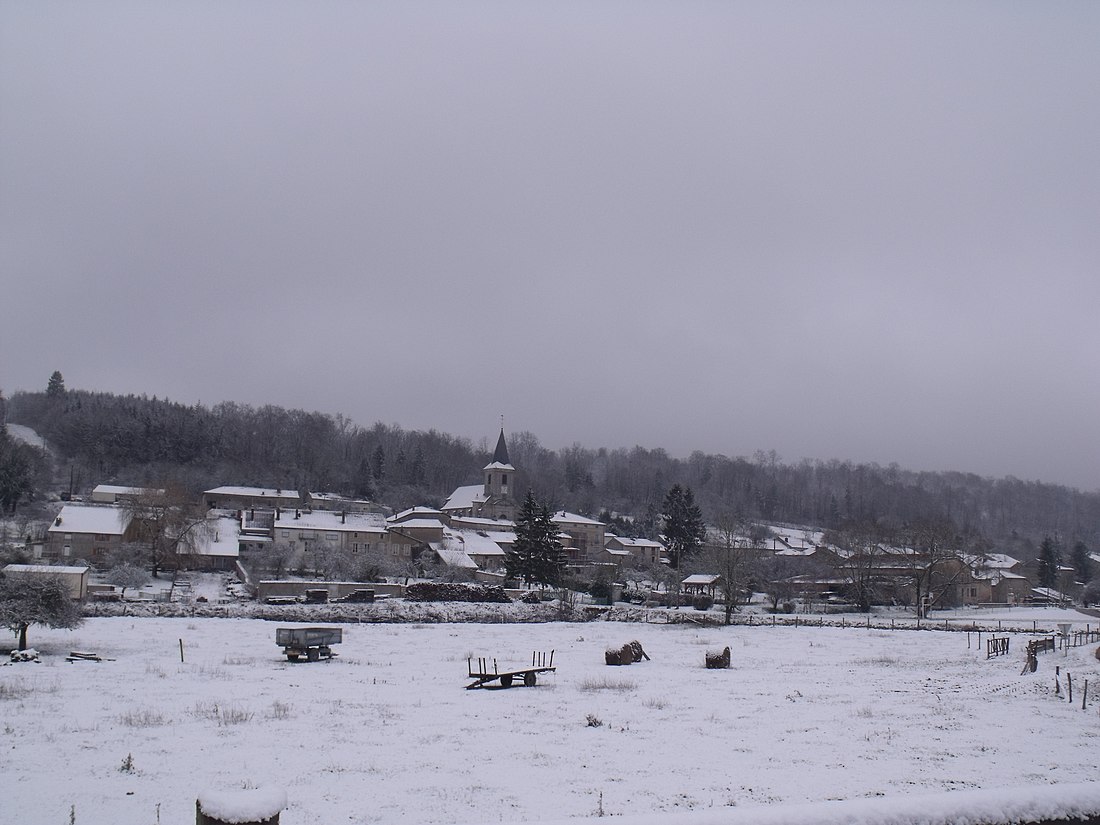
466 650 555 689
276 627 342 662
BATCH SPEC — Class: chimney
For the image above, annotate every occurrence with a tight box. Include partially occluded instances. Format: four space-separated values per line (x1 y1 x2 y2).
341 512 346 524
294 509 300 520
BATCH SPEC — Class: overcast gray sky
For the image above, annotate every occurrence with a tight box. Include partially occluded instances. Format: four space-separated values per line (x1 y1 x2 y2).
2 1 1099 490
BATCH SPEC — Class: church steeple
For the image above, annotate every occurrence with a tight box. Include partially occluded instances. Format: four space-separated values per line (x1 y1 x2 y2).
482 427 515 514
491 428 510 466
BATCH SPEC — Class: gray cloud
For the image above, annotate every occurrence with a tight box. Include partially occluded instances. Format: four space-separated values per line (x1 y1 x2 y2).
2 1 1099 488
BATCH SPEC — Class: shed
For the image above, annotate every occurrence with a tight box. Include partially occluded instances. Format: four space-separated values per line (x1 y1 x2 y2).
2 564 90 600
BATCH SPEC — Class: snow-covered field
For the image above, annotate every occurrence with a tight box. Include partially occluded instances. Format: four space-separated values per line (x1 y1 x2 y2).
2 615 1098 825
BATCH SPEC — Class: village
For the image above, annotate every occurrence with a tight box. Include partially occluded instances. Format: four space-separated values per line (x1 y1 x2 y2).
7 429 1096 616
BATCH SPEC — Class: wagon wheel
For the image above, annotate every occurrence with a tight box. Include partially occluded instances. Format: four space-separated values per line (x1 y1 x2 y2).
523 671 537 687
499 674 514 688
307 648 320 662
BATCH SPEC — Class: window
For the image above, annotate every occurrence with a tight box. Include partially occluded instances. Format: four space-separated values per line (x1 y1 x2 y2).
326 533 338 541
64 533 72 540
63 545 71 557
281 530 290 538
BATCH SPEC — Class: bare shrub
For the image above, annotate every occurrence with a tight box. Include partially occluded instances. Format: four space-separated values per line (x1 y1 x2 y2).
267 701 291 720
118 708 168 728
578 676 636 692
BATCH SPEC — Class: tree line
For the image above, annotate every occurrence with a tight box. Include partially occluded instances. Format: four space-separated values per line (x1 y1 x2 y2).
6 378 1100 563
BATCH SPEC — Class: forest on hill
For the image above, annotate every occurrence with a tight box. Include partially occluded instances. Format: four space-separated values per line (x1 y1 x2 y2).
5 383 1100 560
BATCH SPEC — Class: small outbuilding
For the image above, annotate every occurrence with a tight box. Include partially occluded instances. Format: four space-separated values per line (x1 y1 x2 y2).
2 564 90 600
681 573 723 598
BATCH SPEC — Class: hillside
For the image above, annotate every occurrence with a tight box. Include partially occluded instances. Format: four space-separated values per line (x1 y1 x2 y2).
5 387 1100 556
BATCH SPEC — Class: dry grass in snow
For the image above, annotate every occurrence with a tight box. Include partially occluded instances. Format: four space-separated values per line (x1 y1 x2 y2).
1 616 1098 825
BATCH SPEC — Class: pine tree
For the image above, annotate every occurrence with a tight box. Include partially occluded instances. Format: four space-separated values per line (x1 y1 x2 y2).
1071 541 1093 584
46 371 66 398
662 484 707 569
506 491 564 587
1036 536 1061 590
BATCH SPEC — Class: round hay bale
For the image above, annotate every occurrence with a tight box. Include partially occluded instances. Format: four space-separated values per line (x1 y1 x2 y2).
705 646 731 669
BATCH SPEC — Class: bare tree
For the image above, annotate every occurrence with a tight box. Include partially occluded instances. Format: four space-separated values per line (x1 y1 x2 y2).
105 562 149 599
0 571 83 650
123 483 211 578
902 518 965 617
755 552 800 612
699 513 755 624
827 523 888 612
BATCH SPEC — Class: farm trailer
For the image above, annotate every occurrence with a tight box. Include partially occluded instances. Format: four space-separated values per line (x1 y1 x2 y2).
275 627 342 662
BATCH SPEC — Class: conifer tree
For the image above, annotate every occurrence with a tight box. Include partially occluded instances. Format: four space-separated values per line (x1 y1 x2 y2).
1071 541 1092 584
1037 536 1061 590
506 491 564 587
662 484 707 569
46 371 66 398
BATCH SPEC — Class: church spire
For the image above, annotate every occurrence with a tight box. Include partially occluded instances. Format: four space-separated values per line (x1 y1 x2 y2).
491 427 511 466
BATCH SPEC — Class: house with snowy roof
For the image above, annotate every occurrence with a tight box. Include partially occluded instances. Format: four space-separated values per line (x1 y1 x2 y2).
90 484 164 504
179 515 242 572
271 508 389 559
605 535 665 566
45 504 139 565
204 486 303 511
552 511 607 564
441 429 517 521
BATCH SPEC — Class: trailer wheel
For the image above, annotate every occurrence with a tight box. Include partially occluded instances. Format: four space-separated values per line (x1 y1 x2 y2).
287 654 300 662
307 648 320 662
499 674 513 688
524 671 537 687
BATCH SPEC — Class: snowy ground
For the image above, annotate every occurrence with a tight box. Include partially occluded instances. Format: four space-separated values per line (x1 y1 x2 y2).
2 613 1098 825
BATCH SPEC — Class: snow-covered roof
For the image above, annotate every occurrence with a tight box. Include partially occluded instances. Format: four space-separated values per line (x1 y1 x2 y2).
608 536 664 549
391 519 446 530
388 506 445 523
605 548 632 557
273 510 387 532
92 484 160 497
776 547 818 557
429 539 479 569
552 511 605 527
441 484 487 512
482 461 515 471
682 573 720 585
449 529 507 557
47 505 132 536
188 517 241 558
205 486 301 500
3 563 89 575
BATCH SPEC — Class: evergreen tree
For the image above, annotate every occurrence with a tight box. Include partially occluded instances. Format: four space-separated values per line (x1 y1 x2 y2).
662 484 707 569
1071 541 1093 584
370 444 386 481
506 491 564 587
46 371 66 398
1037 536 1061 589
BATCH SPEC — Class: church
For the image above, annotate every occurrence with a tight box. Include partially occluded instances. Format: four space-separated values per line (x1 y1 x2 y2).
440 428 517 521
